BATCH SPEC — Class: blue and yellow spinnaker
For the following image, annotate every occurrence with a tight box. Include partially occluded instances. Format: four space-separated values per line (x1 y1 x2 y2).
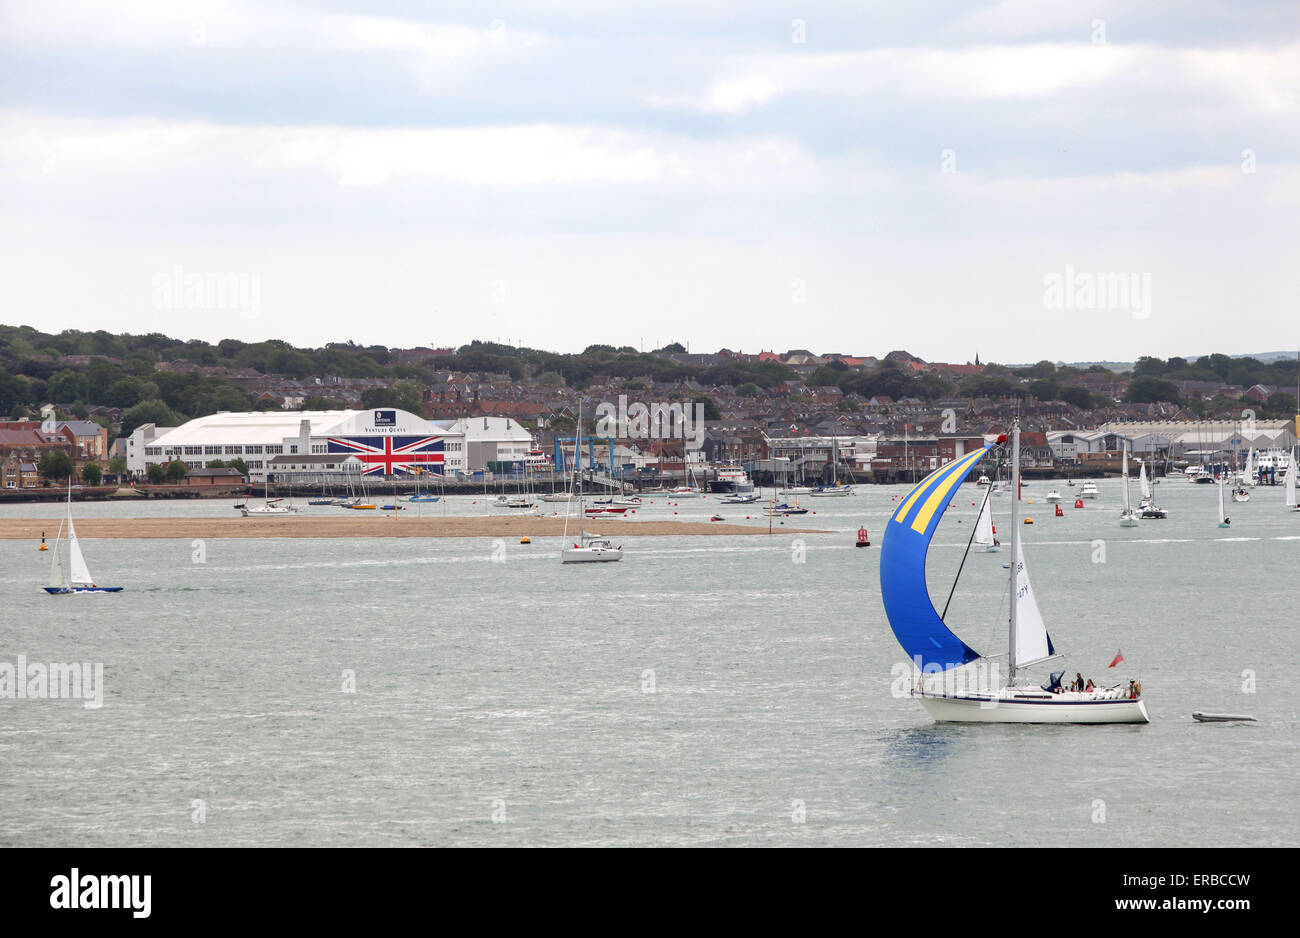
879 445 993 672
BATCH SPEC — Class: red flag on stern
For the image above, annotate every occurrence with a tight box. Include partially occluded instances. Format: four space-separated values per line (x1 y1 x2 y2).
1108 650 1125 668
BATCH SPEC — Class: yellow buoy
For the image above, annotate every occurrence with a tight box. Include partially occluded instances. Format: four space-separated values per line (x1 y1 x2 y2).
519 536 531 544
1024 517 1034 524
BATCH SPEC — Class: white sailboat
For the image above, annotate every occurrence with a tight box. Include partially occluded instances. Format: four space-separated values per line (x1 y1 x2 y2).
561 406 623 563
1217 477 1231 528
1119 442 1139 527
973 488 1000 551
1137 459 1168 519
880 420 1148 724
45 482 123 594
242 475 294 516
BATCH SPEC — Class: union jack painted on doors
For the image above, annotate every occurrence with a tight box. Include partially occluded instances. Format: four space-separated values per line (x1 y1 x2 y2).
327 436 446 476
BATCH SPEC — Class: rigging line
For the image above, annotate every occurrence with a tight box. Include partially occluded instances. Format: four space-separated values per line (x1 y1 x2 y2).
940 468 991 621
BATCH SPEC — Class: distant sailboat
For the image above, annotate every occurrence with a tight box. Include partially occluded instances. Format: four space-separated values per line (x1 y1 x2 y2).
45 481 122 594
562 404 623 563
879 420 1148 723
973 487 1000 551
1137 459 1167 519
1119 442 1139 527
1217 478 1231 528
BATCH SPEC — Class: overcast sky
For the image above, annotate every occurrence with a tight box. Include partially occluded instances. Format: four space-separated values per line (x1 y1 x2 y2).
2 1 1297 363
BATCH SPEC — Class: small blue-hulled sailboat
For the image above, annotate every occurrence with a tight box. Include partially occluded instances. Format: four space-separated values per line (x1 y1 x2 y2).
44 480 122 594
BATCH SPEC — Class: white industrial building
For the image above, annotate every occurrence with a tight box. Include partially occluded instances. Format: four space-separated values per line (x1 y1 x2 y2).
136 409 539 481
442 416 537 470
140 409 466 481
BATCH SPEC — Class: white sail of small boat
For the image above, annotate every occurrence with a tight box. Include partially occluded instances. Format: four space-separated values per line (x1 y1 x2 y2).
45 480 123 594
879 420 1148 723
973 489 999 551
1217 477 1230 527
1120 442 1139 526
1138 459 1152 501
1287 445 1298 510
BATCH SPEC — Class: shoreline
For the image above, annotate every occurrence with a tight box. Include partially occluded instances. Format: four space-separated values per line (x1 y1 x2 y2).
0 517 830 540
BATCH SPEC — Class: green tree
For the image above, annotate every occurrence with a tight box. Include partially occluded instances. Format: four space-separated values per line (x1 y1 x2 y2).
1028 379 1060 401
38 450 73 481
164 460 188 482
146 463 166 483
81 462 102 486
735 382 761 398
226 457 249 477
1124 377 1182 404
0 368 34 416
119 399 182 439
205 459 227 468
809 365 843 387
361 383 423 413
692 395 721 420
1060 386 1093 409
301 395 347 410
108 455 128 479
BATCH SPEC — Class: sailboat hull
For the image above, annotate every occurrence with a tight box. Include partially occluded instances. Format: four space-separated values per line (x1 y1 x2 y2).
561 548 623 563
915 690 1149 724
44 586 124 594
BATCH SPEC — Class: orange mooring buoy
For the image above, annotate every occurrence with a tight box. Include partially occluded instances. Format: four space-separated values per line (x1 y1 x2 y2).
1074 498 1084 509
39 531 48 551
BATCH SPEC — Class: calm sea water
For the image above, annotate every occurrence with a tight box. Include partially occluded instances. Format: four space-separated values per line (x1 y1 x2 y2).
1 478 1296 846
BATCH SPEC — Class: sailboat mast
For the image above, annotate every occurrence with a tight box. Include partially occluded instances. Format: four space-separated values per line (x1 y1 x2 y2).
1008 420 1020 686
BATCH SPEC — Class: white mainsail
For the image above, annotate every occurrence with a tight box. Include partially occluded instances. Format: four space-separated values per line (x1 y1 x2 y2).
1287 447 1297 508
1243 448 1256 486
1122 444 1132 513
47 525 66 589
1012 538 1052 669
974 494 995 547
1217 478 1227 523
67 514 93 585
1138 460 1152 500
